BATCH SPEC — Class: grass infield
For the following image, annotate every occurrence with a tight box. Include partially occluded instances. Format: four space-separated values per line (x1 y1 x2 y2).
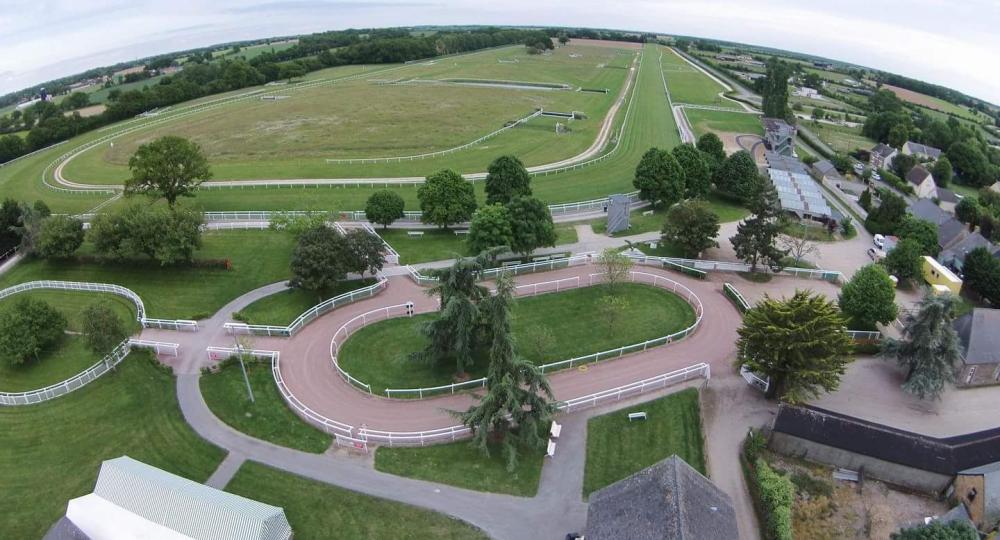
225 462 487 539
0 352 225 538
337 283 696 395
234 278 377 327
582 387 705 497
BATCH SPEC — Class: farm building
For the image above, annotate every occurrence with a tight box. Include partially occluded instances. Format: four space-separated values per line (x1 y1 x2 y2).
49 456 292 540
793 86 820 98
902 141 943 161
954 308 1000 387
906 165 939 199
762 117 796 156
810 159 844 183
585 455 738 539
869 142 898 170
766 152 834 222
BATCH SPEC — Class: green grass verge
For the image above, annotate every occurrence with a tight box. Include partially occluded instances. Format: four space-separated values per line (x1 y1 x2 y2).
338 283 696 395
375 438 544 497
234 279 377 326
199 360 332 453
381 224 581 265
583 387 705 497
804 121 876 154
0 229 294 320
684 109 763 138
0 352 225 538
592 193 748 236
226 461 487 539
0 290 140 391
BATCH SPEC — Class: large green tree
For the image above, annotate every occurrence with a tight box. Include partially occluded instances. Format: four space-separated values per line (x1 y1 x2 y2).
838 264 898 330
81 303 129 355
660 199 720 258
864 190 908 235
953 197 980 226
418 169 477 228
125 136 212 206
713 150 761 203
89 204 203 265
0 199 22 254
761 57 792 119
696 133 726 170
931 156 953 187
883 294 962 400
289 226 350 296
506 196 556 258
947 141 993 187
883 238 923 284
633 147 685 208
467 204 513 255
896 217 940 256
671 143 712 198
737 290 853 402
730 184 787 272
457 273 555 471
891 520 977 540
35 215 85 258
365 190 405 229
0 298 67 366
962 246 1000 305
484 155 532 205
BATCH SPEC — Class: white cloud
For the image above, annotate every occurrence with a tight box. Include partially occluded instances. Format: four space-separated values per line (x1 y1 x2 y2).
0 0 997 103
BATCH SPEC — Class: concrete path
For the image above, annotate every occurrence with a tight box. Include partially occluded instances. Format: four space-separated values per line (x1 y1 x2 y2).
205 451 247 489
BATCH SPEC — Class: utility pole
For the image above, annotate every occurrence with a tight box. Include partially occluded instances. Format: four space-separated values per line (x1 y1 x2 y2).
235 335 255 404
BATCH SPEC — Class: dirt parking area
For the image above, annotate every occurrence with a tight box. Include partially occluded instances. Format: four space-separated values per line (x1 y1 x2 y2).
764 451 948 539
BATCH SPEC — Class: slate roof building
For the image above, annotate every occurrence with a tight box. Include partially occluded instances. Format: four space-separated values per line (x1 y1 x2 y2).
954 308 1000 386
939 232 994 273
50 456 292 540
937 188 959 213
907 199 968 251
762 117 796 156
586 455 739 540
811 159 843 183
870 143 898 169
906 165 939 199
902 141 943 161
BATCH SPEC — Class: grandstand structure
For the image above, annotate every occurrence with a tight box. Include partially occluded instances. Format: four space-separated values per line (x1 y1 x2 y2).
765 151 835 223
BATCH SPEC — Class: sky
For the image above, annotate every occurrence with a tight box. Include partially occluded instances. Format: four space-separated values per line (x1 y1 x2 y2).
1 0 998 103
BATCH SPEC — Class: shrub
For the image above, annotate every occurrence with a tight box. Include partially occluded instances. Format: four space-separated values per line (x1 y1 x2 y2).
754 458 794 540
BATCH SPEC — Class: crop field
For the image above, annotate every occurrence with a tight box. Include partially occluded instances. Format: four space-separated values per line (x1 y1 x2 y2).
61 44 632 184
659 48 728 107
882 84 989 123
684 109 762 138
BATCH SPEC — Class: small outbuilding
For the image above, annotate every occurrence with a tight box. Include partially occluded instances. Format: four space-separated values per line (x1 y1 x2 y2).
585 455 738 539
51 456 292 540
954 308 1000 386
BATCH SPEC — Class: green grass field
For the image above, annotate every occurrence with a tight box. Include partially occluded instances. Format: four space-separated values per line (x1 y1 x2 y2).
225 462 487 539
200 360 332 453
805 120 876 154
582 387 705 497
0 353 225 538
591 192 749 236
234 278 376 326
380 224 579 265
0 290 140 391
338 283 696 394
0 229 294 319
375 438 544 496
659 49 728 107
684 109 763 137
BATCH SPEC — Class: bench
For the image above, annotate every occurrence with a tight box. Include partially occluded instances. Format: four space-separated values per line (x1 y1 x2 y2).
453 229 470 236
406 231 425 237
627 412 647 422
550 421 562 438
546 439 557 457
642 210 654 216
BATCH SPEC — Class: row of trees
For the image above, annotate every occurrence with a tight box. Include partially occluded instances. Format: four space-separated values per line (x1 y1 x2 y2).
955 187 1000 243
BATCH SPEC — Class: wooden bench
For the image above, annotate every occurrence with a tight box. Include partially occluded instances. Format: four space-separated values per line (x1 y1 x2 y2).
642 210 654 216
406 231 425 237
546 439 557 457
453 229 470 236
628 412 647 422
550 421 562 439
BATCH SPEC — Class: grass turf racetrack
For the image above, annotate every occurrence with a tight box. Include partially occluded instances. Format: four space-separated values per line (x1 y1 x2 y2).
337 282 696 395
684 109 763 139
0 290 139 392
659 48 728 107
61 44 633 183
0 353 225 539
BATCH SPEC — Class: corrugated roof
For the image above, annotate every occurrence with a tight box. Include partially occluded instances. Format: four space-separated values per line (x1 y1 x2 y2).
586 456 738 539
91 457 292 540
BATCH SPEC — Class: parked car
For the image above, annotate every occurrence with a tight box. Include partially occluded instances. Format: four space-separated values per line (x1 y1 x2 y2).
853 163 865 174
873 234 885 249
871 171 882 181
867 247 885 261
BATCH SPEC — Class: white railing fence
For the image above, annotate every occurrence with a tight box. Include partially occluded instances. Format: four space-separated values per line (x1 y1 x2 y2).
740 365 771 393
206 346 279 362
225 279 388 337
330 303 416 394
128 339 180 357
629 254 844 283
559 363 710 412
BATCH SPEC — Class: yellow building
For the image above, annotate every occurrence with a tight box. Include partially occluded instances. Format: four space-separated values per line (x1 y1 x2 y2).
922 256 962 295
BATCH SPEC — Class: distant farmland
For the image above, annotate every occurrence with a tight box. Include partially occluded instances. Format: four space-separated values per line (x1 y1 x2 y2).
882 84 987 123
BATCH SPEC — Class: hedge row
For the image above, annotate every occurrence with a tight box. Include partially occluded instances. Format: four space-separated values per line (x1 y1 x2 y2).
723 282 750 313
741 434 794 540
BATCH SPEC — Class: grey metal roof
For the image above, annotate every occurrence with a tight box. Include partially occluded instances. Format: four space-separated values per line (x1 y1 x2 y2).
940 232 993 267
954 308 1000 365
938 219 969 249
906 165 932 186
586 456 738 540
91 456 292 540
908 199 952 225
768 168 833 218
937 188 959 203
812 159 839 177
904 141 943 159
765 151 811 174
872 143 897 158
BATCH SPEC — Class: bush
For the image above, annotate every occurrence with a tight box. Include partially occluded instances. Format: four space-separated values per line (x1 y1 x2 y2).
0 298 67 366
741 433 793 540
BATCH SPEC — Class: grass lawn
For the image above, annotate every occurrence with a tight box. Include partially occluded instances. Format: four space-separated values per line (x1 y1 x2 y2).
660 49 728 107
0 290 141 391
583 388 705 497
200 360 332 453
380 224 580 265
338 283 696 394
805 121 876 154
226 461 486 539
592 192 748 236
234 278 377 326
0 352 225 538
0 229 295 320
636 241 686 258
684 109 763 137
375 438 544 496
